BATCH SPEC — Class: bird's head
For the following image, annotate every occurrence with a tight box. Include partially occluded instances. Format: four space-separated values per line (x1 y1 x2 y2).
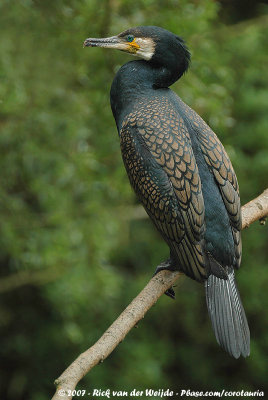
84 26 191 79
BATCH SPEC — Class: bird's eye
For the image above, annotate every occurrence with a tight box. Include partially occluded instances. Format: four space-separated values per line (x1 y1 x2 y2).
127 35 134 42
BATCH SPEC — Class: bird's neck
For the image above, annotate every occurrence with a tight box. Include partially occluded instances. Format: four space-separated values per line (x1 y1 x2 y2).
110 60 179 130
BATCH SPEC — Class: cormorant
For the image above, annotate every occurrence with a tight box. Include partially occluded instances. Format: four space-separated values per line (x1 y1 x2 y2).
84 26 250 358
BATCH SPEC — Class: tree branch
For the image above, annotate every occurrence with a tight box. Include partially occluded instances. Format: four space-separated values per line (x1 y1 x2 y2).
241 189 268 229
52 189 268 400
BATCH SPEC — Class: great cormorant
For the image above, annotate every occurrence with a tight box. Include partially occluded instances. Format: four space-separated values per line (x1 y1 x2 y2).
84 26 250 358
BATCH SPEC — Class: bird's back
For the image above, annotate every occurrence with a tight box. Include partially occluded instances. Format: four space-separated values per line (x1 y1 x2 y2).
118 88 241 280
170 93 241 270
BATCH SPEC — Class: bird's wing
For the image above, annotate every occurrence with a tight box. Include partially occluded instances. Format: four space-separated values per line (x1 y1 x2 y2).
181 101 242 268
120 109 207 281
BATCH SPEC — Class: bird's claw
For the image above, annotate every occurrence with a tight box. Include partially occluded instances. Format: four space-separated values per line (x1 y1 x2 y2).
164 287 176 299
153 259 176 300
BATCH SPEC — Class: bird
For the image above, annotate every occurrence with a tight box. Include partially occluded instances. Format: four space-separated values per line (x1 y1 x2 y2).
84 25 250 358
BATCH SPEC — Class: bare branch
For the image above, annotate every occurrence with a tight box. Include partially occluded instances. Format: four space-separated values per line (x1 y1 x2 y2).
241 189 268 229
52 189 268 400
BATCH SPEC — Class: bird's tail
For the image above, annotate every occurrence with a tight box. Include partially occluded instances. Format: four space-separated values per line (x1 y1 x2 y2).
205 269 250 358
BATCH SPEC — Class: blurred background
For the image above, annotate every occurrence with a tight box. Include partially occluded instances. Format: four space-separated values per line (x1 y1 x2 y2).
0 1 268 399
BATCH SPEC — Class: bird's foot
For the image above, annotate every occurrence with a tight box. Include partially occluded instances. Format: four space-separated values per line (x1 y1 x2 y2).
153 259 176 300
164 286 176 299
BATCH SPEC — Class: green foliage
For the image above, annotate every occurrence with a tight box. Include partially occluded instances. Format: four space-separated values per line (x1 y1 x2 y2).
0 1 267 399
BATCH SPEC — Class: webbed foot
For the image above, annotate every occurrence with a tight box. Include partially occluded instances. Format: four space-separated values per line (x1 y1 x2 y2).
153 259 176 300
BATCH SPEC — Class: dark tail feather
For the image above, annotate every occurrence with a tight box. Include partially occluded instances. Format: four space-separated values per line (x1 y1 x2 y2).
205 270 250 358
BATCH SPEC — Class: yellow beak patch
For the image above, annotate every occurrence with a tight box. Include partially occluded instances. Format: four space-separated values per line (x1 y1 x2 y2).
128 39 140 53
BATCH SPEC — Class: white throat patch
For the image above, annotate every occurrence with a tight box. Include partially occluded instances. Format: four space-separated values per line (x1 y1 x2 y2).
135 37 155 60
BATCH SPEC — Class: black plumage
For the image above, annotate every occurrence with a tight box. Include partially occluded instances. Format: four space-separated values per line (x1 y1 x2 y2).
84 26 250 358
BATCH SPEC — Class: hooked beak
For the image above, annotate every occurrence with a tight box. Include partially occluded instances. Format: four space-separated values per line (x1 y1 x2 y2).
83 35 140 54
83 36 121 48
